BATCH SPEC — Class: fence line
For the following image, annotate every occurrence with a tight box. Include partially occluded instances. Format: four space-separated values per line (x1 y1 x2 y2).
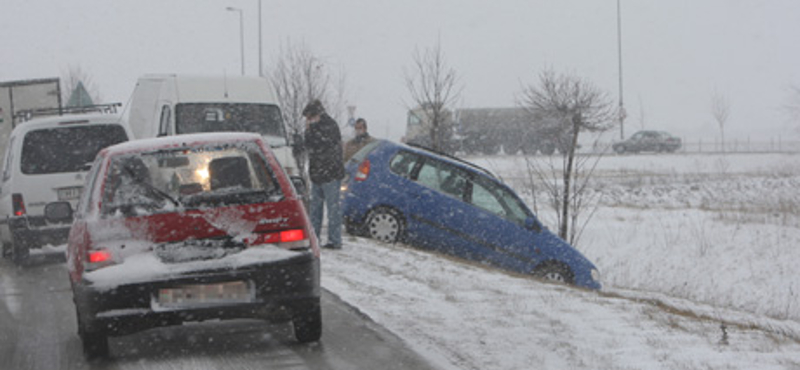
584 138 800 154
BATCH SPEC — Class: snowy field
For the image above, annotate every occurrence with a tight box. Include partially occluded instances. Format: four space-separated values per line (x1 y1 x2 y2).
321 151 800 370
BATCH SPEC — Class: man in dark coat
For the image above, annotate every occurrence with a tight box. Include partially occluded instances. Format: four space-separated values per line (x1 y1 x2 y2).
303 100 345 249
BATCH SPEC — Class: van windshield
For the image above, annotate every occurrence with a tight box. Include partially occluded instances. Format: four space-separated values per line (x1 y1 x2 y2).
175 103 287 146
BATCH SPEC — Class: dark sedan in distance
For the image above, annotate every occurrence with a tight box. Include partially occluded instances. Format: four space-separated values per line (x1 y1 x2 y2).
612 130 682 154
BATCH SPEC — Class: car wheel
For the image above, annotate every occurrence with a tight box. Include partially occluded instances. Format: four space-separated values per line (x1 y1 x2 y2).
293 305 322 343
11 237 29 265
76 310 109 359
613 145 625 154
365 208 404 243
533 261 574 285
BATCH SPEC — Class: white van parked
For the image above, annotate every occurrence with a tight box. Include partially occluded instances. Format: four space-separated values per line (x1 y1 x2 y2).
127 74 300 177
0 111 131 264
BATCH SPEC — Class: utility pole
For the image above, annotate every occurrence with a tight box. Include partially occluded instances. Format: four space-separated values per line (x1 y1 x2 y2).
226 7 245 75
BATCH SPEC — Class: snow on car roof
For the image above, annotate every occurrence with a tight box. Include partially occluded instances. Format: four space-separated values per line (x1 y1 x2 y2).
102 132 265 156
11 113 126 132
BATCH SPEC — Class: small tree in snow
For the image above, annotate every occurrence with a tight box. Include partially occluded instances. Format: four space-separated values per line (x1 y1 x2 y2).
783 84 800 129
518 69 615 245
711 90 730 152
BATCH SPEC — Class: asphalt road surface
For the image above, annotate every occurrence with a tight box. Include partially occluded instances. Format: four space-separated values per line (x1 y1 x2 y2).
0 250 441 370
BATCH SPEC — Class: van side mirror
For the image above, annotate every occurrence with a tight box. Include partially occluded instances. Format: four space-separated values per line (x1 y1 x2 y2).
525 216 542 233
290 176 307 197
291 133 305 157
44 201 73 224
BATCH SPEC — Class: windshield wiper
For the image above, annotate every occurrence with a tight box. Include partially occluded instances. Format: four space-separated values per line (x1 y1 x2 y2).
123 166 181 208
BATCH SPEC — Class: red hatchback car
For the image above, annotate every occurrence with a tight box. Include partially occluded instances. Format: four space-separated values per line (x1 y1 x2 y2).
57 132 320 358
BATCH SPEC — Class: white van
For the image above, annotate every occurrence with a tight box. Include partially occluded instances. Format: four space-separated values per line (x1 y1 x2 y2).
0 112 131 264
127 74 300 177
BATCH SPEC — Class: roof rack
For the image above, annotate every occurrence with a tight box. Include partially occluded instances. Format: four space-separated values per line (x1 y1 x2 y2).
406 142 497 179
14 103 122 124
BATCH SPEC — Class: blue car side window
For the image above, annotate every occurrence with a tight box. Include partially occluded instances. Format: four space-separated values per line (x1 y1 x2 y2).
470 176 529 227
389 151 418 178
415 158 469 200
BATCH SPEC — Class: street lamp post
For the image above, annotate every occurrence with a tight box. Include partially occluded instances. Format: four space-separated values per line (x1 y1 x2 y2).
226 6 245 76
258 0 263 77
617 0 625 139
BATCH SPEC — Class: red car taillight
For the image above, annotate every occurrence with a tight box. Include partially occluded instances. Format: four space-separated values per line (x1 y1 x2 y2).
12 193 25 216
85 247 116 271
247 229 309 250
88 249 112 263
355 159 371 181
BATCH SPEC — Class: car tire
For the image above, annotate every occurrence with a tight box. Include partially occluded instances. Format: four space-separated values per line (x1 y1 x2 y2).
11 237 29 265
77 311 109 359
365 208 404 243
533 261 574 285
613 145 625 154
293 305 322 343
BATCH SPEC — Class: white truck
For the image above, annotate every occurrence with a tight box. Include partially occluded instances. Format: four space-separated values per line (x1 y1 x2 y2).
127 74 301 178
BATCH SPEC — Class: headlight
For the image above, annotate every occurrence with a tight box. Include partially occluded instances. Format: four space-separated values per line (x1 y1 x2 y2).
591 268 601 283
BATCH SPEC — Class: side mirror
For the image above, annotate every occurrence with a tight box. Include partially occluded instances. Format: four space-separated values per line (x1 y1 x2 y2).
291 133 305 157
525 216 542 233
44 201 73 224
290 176 307 197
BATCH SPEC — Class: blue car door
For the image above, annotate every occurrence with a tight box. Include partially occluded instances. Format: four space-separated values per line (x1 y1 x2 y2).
460 174 545 273
403 156 475 253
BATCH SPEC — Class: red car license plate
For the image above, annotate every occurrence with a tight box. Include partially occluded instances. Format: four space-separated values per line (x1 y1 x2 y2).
155 281 254 309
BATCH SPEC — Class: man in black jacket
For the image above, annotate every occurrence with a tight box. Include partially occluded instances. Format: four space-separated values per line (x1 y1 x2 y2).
303 100 345 249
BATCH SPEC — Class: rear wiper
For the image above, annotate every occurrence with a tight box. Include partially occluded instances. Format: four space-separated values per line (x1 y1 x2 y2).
123 166 181 208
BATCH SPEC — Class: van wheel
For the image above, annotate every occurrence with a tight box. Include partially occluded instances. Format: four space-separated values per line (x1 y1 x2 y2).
293 305 322 343
11 238 29 265
533 262 574 285
365 208 404 243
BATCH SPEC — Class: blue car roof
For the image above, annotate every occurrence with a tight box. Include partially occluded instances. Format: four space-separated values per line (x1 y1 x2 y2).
374 140 498 179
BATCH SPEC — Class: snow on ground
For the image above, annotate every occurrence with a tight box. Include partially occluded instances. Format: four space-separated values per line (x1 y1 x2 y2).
320 152 800 370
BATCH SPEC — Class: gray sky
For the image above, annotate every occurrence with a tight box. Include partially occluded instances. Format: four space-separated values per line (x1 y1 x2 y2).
2 0 799 142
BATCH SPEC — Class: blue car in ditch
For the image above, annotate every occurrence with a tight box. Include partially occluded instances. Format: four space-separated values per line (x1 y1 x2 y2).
341 140 601 290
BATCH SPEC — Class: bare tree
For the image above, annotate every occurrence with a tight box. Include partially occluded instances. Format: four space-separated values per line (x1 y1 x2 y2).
711 90 730 152
783 84 800 127
404 40 461 152
638 94 646 130
519 69 615 244
268 39 348 183
61 65 102 105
